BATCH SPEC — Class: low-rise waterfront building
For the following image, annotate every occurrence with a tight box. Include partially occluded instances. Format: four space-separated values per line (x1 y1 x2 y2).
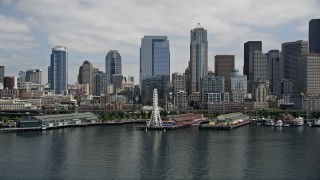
17 112 97 128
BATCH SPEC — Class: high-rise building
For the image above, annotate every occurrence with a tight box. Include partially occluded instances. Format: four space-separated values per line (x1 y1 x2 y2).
281 79 293 105
18 71 26 83
26 69 42 85
140 36 170 84
189 23 208 94
266 50 282 96
299 53 320 95
185 67 190 96
230 69 247 102
92 71 107 96
112 74 123 93
105 50 122 87
309 19 320 53
214 55 235 93
243 41 262 81
4 76 17 89
252 50 267 82
176 90 187 110
141 75 170 107
78 61 93 94
49 46 68 95
282 40 308 94
0 66 4 87
172 72 185 106
201 75 224 104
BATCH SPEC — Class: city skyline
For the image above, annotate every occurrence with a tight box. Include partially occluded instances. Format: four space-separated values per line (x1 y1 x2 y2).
0 1 319 84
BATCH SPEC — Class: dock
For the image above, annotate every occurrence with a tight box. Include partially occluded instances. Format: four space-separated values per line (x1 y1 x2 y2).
0 127 42 133
0 119 147 133
199 120 251 130
136 124 191 131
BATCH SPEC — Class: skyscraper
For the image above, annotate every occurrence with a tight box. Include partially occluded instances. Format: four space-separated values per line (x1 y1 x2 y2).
105 50 122 87
214 55 235 93
140 36 170 84
49 46 68 95
26 69 42 85
282 40 308 94
18 71 26 83
230 69 247 102
4 76 17 89
243 41 262 81
201 75 224 104
172 72 185 106
0 66 4 88
112 74 123 93
266 50 282 96
92 71 107 96
309 19 320 53
106 50 122 86
299 53 320 95
189 23 208 94
78 61 93 94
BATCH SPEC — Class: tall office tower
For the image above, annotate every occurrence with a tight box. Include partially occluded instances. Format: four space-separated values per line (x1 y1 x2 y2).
185 67 190 96
252 50 267 82
176 91 187 110
266 50 282 96
140 36 170 84
49 46 68 95
172 72 185 106
0 66 4 87
243 41 262 81
282 40 308 94
189 23 208 94
92 71 107 96
281 79 293 104
112 74 123 93
18 71 26 82
309 19 320 53
201 75 224 104
141 75 170 107
78 61 93 94
247 50 267 97
4 76 17 89
214 55 235 93
105 50 122 87
25 69 42 85
230 69 247 102
299 53 320 95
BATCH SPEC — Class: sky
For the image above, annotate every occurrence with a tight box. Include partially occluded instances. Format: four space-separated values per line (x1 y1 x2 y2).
0 0 319 85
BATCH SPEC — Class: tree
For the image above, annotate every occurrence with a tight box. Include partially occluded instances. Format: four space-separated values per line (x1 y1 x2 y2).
2 117 9 123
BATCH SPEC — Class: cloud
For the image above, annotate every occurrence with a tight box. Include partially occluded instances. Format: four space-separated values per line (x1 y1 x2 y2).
0 0 319 83
0 14 37 50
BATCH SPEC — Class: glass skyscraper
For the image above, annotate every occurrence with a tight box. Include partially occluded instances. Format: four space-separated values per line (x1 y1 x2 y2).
189 23 208 94
48 46 68 95
309 19 320 53
140 36 170 84
105 50 122 87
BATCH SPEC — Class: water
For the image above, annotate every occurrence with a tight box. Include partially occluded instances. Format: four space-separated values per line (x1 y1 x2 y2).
1 125 320 179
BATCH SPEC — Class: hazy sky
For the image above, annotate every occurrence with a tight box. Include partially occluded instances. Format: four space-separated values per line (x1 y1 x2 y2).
0 0 319 84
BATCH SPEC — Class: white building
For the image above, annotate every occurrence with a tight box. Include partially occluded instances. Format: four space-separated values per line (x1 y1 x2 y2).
230 69 247 102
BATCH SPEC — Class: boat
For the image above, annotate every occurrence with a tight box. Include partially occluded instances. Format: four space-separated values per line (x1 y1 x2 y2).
265 119 275 126
292 117 304 126
274 120 283 127
284 124 290 127
312 119 320 127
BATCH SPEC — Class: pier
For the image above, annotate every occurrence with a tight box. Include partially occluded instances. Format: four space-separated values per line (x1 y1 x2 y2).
199 120 251 130
0 119 147 133
136 124 191 131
